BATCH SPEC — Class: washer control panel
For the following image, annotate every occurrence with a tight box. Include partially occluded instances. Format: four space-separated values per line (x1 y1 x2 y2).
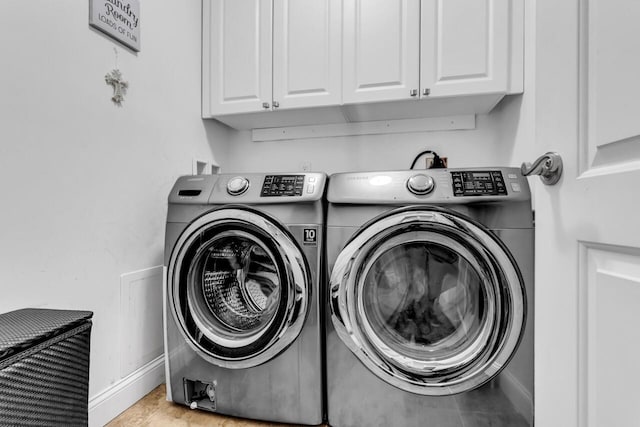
451 170 507 197
260 174 306 197
169 172 326 204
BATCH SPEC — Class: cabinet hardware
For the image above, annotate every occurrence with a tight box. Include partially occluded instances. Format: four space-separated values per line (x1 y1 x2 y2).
423 88 430 96
273 101 280 108
410 89 418 97
262 102 270 109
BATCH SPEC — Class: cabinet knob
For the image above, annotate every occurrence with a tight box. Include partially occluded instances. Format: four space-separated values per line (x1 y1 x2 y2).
410 89 418 97
423 88 431 96
273 101 280 108
262 102 270 109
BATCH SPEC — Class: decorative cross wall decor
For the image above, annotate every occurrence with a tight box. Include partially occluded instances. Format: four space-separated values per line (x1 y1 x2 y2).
105 69 128 105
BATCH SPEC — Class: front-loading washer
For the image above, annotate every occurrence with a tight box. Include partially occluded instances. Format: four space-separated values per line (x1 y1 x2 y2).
164 172 326 425
326 168 534 427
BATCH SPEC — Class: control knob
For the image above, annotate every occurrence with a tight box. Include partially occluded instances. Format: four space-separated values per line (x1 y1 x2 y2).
227 176 250 196
407 174 435 195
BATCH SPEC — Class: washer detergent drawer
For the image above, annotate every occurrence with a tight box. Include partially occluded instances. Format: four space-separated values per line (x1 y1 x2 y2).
0 308 93 426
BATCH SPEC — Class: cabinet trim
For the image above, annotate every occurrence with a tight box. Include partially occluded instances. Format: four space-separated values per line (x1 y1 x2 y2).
252 115 475 141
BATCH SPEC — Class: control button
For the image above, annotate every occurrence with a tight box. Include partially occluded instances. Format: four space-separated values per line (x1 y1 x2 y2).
306 184 315 194
407 174 435 195
308 176 316 183
510 182 521 192
227 176 250 196
508 173 518 179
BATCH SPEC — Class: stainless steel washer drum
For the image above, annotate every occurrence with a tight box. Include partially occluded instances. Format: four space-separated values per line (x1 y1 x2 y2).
168 207 310 369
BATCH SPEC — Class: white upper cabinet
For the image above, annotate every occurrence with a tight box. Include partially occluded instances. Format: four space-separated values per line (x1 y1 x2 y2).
202 0 272 116
343 0 520 106
273 0 342 109
203 0 523 129
420 0 510 98
342 0 421 103
203 0 342 118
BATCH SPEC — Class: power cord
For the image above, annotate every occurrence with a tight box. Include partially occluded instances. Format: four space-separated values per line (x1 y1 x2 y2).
409 150 447 169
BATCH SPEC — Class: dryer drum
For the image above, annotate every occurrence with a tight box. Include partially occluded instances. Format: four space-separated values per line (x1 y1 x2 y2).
362 241 486 357
330 206 525 396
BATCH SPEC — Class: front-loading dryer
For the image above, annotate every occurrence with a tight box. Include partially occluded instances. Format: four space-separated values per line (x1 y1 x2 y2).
326 168 534 427
164 172 326 425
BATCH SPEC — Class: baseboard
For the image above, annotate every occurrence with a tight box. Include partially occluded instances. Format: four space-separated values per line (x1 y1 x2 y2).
501 369 533 420
88 355 165 427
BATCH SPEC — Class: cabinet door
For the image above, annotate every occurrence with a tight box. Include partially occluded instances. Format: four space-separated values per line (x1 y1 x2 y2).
343 0 420 104
420 0 509 98
273 0 342 109
203 0 272 116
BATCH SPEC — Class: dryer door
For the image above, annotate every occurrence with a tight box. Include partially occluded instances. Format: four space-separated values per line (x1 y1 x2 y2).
330 206 525 395
168 207 310 369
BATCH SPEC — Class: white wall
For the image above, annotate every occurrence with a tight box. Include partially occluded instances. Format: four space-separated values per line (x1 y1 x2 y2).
0 1 228 422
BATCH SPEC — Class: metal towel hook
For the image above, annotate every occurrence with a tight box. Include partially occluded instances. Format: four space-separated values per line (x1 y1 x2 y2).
521 152 563 185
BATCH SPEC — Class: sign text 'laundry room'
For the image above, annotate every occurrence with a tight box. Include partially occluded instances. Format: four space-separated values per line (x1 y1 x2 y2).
89 0 140 51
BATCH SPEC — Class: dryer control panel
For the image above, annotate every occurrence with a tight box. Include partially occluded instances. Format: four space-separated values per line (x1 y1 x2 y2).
327 168 529 205
451 170 507 197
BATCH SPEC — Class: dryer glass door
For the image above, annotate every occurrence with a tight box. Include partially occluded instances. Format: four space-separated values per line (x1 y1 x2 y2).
330 206 525 395
168 208 309 369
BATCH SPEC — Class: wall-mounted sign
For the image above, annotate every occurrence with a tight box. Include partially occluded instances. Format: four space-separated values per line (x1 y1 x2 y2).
89 0 140 52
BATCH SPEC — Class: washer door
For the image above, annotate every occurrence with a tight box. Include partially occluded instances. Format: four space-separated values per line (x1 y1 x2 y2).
330 206 526 395
168 207 310 369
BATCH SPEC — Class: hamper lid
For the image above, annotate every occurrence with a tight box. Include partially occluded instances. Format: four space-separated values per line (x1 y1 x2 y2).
0 308 93 361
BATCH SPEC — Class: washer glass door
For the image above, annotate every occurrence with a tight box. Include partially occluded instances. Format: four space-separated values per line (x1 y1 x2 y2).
169 208 309 369
330 207 525 395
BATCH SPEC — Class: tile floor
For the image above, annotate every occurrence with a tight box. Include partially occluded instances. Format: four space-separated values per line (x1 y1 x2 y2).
106 383 528 427
106 384 324 426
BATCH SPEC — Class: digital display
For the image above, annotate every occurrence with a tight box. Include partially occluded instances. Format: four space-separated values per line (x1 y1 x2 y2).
451 171 507 197
260 175 305 197
469 172 490 179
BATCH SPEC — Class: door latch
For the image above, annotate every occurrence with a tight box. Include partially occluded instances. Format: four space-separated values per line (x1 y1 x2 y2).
521 152 563 185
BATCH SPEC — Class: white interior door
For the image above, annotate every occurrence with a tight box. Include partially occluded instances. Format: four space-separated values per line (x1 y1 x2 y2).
535 0 640 426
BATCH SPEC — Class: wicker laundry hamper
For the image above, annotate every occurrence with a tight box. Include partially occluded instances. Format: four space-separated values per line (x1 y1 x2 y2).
0 308 93 426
